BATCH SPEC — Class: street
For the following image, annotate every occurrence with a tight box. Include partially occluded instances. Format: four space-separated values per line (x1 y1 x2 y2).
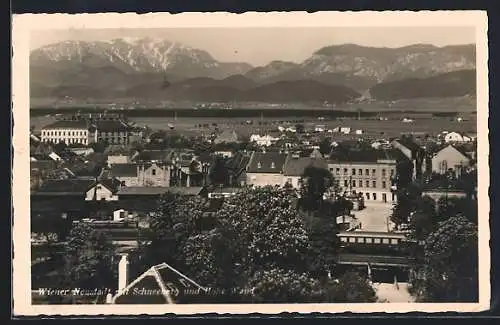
353 202 394 232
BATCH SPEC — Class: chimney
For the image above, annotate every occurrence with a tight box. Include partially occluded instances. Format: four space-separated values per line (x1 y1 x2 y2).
118 253 129 292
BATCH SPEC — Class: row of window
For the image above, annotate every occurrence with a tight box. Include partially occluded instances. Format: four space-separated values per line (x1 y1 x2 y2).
99 131 128 136
343 179 387 189
340 236 400 245
330 167 394 178
42 138 87 144
43 130 88 137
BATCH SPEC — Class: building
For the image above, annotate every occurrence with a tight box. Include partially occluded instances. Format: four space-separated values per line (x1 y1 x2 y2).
213 129 240 144
444 132 473 143
41 120 92 145
92 120 138 145
85 179 121 201
249 134 280 147
246 151 287 187
327 150 398 203
110 162 171 187
430 144 471 175
391 137 425 179
282 156 328 189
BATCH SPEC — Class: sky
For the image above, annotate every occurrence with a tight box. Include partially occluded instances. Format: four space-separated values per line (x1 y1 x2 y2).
30 27 476 66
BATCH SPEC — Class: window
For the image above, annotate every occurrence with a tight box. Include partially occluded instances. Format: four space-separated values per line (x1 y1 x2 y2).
365 169 369 175
329 168 333 172
365 238 373 244
390 169 395 177
152 169 156 176
349 237 356 243
96 185 102 190
365 180 370 187
382 169 386 177
340 237 347 243
344 168 348 174
382 181 387 188
365 193 370 200
287 178 292 184
374 238 381 244
372 193 377 200
358 169 362 175
352 168 356 175
372 169 376 176
357 237 365 243
352 180 356 187
382 238 390 244
344 180 348 187
336 168 340 175
372 181 376 188
391 239 399 245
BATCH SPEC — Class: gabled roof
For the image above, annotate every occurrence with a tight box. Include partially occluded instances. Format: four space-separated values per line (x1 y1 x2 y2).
392 137 423 152
283 157 328 176
99 178 122 193
246 151 287 173
112 263 207 304
134 150 174 163
93 120 133 132
110 163 138 177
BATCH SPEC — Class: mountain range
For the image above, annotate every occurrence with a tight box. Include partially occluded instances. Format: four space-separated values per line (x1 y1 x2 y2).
30 37 477 103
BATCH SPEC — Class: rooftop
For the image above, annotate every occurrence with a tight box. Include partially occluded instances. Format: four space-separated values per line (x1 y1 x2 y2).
110 163 138 177
34 179 95 195
117 186 170 196
42 120 89 130
283 156 328 176
247 151 288 173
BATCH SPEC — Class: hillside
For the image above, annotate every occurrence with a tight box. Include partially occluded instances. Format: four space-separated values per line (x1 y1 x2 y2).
369 69 476 100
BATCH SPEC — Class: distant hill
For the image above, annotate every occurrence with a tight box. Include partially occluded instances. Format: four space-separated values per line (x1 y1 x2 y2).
30 38 476 102
369 69 476 100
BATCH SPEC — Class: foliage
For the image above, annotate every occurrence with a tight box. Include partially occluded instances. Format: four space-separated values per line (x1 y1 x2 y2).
245 268 325 303
208 155 230 186
408 195 437 241
324 272 378 303
410 215 478 302
319 137 332 156
391 183 422 226
437 197 478 224
299 166 335 211
62 222 117 290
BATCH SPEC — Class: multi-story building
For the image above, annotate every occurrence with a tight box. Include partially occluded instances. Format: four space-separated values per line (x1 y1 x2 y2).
41 117 141 146
245 151 287 187
327 152 398 204
41 120 92 145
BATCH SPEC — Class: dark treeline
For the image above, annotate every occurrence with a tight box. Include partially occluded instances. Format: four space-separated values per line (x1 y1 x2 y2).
30 107 458 119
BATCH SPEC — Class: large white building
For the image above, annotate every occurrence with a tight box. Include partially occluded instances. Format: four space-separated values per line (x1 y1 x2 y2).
41 120 93 145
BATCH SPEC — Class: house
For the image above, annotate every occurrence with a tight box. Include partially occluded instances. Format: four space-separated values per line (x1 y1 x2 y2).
391 137 426 179
246 152 287 187
430 145 471 175
213 129 239 144
85 179 121 201
282 156 328 189
340 127 351 134
68 147 94 156
444 132 473 143
110 162 171 187
225 151 251 186
355 129 364 135
249 134 279 147
111 254 207 304
108 154 131 165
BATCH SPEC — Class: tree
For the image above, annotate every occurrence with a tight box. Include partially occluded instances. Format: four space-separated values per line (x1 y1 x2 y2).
299 166 335 211
408 195 438 241
295 123 305 134
391 183 422 227
62 222 117 298
410 215 478 302
324 272 377 303
208 155 229 186
244 268 325 303
319 138 332 156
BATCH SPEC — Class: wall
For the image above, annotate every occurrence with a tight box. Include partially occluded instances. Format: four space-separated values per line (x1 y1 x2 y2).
85 185 118 201
108 155 130 165
282 176 301 189
246 172 284 187
118 176 140 187
328 162 397 203
431 146 470 174
138 163 170 187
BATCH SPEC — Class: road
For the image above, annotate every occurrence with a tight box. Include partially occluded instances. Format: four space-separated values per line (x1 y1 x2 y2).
353 202 394 232
373 282 415 303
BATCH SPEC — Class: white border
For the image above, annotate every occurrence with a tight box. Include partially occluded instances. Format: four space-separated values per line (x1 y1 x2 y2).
12 11 490 315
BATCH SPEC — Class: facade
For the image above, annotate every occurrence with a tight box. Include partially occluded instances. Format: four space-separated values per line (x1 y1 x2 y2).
327 159 397 203
431 145 471 174
41 120 92 145
84 180 120 201
245 151 287 187
110 162 171 187
93 120 136 145
108 154 131 165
